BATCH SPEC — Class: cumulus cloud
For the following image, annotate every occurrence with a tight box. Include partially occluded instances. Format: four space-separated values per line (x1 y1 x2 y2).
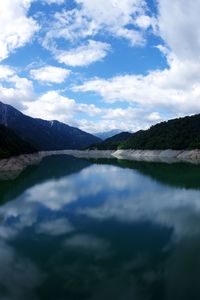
76 107 162 133
74 0 150 44
56 40 111 67
22 89 162 132
73 54 200 117
23 90 102 123
62 0 200 124
0 65 16 80
2 0 200 132
0 74 34 110
158 0 200 61
30 65 71 83
0 68 159 132
0 0 39 61
43 0 153 64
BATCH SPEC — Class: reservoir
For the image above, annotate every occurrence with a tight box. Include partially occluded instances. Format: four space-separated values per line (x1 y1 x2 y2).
0 155 200 300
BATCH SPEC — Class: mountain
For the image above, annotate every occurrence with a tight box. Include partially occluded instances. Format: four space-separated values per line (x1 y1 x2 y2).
120 114 200 150
95 129 122 140
0 125 36 159
89 132 133 150
0 102 101 151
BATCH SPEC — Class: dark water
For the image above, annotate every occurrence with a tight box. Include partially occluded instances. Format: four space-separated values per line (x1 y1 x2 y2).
0 155 200 300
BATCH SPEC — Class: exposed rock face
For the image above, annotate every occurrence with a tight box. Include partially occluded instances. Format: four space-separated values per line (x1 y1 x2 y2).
64 150 114 158
0 153 42 176
0 101 101 150
113 149 200 163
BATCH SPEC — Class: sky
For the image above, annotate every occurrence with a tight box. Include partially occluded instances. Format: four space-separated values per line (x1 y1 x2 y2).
0 0 200 134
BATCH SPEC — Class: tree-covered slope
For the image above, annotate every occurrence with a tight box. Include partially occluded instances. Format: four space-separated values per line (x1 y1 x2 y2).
0 125 37 158
89 132 133 150
120 114 200 150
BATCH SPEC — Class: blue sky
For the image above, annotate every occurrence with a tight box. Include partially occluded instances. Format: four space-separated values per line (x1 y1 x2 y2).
0 0 200 133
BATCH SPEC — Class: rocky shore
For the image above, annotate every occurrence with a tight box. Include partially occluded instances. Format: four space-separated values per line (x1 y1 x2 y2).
63 149 200 163
1 149 200 179
113 149 200 163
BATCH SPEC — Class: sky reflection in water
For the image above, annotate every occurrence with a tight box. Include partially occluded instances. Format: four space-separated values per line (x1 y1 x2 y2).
0 155 200 300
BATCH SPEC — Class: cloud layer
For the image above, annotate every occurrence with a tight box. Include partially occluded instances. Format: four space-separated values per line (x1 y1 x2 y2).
0 0 200 133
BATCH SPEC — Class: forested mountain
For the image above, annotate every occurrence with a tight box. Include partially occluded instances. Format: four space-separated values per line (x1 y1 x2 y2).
0 125 36 158
120 114 200 150
0 102 101 151
89 132 133 150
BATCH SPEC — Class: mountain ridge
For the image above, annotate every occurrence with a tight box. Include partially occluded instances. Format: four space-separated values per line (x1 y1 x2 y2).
120 114 200 150
95 129 122 140
0 101 101 151
89 131 133 150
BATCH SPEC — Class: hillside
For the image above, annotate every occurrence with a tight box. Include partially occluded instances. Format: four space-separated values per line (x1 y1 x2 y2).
95 129 122 140
120 114 200 150
0 102 101 151
89 132 133 150
0 125 37 159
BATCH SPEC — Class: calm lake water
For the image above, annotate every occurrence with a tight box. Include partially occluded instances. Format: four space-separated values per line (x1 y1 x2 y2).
0 155 200 300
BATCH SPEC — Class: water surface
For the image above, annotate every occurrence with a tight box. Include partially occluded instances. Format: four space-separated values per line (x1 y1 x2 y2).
0 155 200 300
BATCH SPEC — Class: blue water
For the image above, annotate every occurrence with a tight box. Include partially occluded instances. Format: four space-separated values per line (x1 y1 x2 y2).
0 155 200 300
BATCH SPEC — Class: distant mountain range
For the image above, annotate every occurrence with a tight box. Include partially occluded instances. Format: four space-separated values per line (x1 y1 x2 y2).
89 114 200 151
1 100 200 159
89 132 133 150
95 129 122 140
0 102 101 152
0 124 36 158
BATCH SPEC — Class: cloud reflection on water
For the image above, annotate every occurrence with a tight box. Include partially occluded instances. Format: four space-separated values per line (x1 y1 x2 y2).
0 159 200 299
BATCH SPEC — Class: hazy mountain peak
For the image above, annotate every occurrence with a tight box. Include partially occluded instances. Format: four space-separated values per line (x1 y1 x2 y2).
95 129 122 140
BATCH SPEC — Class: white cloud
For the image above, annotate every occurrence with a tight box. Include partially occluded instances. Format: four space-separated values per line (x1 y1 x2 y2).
23 90 102 123
22 89 163 132
30 65 71 83
157 0 200 61
54 0 200 127
74 0 151 44
135 15 154 29
43 0 153 59
75 107 162 133
73 54 200 117
0 0 39 61
0 65 15 80
0 74 34 110
56 40 111 67
0 69 160 132
2 0 200 132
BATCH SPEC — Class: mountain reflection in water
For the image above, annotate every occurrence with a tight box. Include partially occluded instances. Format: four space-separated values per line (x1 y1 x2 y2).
0 155 200 300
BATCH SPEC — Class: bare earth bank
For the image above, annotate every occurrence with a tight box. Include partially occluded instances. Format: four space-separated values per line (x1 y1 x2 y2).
1 149 200 179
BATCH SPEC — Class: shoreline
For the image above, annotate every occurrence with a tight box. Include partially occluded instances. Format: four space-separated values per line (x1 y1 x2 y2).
113 149 200 163
0 149 200 178
64 149 200 164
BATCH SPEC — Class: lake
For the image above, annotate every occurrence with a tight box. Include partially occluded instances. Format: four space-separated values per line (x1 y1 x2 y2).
0 154 200 300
